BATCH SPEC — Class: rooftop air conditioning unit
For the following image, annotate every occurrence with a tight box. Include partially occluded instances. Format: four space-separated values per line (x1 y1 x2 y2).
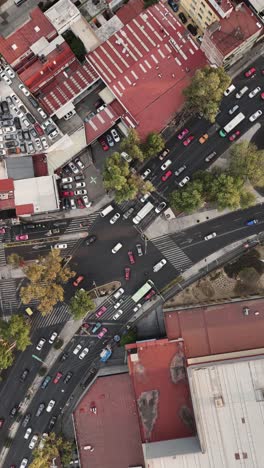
214 396 224 408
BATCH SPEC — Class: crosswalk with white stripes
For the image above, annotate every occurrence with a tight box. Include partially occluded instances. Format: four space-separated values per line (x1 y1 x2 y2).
0 279 19 316
64 213 99 235
151 235 193 272
30 302 72 331
0 244 6 267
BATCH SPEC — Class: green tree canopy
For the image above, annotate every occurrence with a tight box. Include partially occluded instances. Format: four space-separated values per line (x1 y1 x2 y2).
31 432 74 468
69 289 95 320
0 315 31 351
7 253 23 267
120 129 144 162
142 132 165 159
0 343 14 370
170 180 205 213
229 141 264 187
20 250 75 316
208 173 244 210
183 65 231 122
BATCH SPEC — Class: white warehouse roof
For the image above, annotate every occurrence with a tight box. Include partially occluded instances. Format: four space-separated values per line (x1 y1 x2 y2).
14 175 60 213
146 353 264 468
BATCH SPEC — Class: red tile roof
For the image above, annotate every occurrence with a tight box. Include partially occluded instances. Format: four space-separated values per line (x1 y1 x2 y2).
0 179 14 192
32 154 48 177
164 299 264 358
115 0 145 24
16 204 34 215
207 4 262 56
126 339 195 443
0 8 57 65
87 3 207 139
85 103 121 144
73 374 145 468
0 179 15 210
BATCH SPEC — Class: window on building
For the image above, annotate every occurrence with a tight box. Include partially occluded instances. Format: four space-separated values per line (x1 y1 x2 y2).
201 1 205 6
198 13 203 19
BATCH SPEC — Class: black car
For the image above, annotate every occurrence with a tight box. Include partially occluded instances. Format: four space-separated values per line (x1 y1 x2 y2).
22 413 31 428
48 415 57 430
86 235 97 246
9 405 19 418
22 130 31 141
19 105 27 114
20 368 29 382
30 128 38 139
20 143 26 153
187 24 197 36
60 352 69 362
4 134 15 141
36 403 45 417
26 113 36 124
14 117 21 130
168 0 178 12
1 101 9 113
179 12 187 23
63 198 71 210
74 174 85 181
28 96 38 108
5 141 17 148
1 120 13 127
63 372 73 384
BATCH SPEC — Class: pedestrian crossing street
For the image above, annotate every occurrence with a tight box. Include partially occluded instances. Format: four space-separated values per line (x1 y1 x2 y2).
30 302 72 331
151 234 193 272
0 279 19 316
64 213 99 235
0 244 6 267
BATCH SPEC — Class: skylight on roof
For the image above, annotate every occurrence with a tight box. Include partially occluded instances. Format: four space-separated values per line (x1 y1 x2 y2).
34 26 40 32
11 44 18 50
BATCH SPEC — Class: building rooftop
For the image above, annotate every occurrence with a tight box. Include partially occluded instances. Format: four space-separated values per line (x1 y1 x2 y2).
164 299 264 358
147 354 264 467
126 339 196 443
6 156 34 180
207 0 233 17
87 2 207 139
0 8 56 65
0 178 15 211
115 0 145 25
14 175 60 214
73 373 145 468
207 3 262 56
44 0 81 34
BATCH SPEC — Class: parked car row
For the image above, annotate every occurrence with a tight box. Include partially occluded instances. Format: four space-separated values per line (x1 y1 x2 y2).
98 128 120 151
60 157 92 210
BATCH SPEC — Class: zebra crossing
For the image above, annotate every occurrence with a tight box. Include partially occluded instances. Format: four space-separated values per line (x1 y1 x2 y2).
0 279 19 316
0 244 6 267
151 235 193 272
64 213 99 235
30 302 72 331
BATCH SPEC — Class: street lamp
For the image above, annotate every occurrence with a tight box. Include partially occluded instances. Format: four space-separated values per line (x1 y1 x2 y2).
93 280 98 298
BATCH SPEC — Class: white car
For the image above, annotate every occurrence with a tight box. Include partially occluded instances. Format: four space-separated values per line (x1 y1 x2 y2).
1 73 12 85
3 126 16 133
27 142 35 154
113 310 123 320
76 182 86 188
249 110 262 122
19 84 30 96
153 258 167 272
38 433 48 450
204 232 216 241
141 169 151 180
79 347 89 359
11 94 20 105
29 434 38 450
110 213 120 224
112 242 122 254
46 400 55 413
73 344 82 355
53 243 67 249
35 138 42 151
24 427 32 440
161 159 172 171
13 106 24 118
41 137 49 150
62 177 73 184
110 128 120 142
38 107 47 119
74 189 87 196
133 303 142 313
114 300 123 310
155 202 166 214
82 195 92 208
5 66 15 78
22 117 30 128
121 151 132 162
175 165 187 176
179 176 190 187
140 193 150 203
228 104 239 115
75 158 84 169
36 338 46 351
69 162 79 174
48 331 58 344
48 129 59 140
113 287 124 300
248 87 261 98
20 458 28 468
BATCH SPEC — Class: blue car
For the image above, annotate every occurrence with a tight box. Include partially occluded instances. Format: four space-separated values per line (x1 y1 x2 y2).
246 219 258 226
168 0 178 11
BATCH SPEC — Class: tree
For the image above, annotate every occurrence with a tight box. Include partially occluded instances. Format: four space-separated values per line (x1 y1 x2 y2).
63 30 86 62
120 129 144 162
31 432 74 468
1 315 31 351
238 267 260 285
142 132 165 159
208 173 244 210
69 289 95 320
120 328 137 346
20 250 75 316
0 343 14 370
184 66 231 122
240 190 256 209
7 253 23 267
170 180 204 213
229 141 264 187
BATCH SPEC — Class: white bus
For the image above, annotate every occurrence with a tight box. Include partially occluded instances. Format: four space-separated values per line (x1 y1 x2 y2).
132 202 154 225
219 112 245 137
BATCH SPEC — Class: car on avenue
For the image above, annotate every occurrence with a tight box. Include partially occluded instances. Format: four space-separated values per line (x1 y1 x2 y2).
113 310 123 320
49 332 58 344
204 232 217 240
98 327 108 339
128 251 135 264
110 213 121 224
73 275 84 287
53 372 63 384
79 347 89 359
96 306 107 318
177 128 189 140
46 400 56 413
229 130 240 142
125 267 131 280
183 135 194 146
245 219 258 226
36 338 46 351
162 170 172 182
244 67 256 78
15 234 28 241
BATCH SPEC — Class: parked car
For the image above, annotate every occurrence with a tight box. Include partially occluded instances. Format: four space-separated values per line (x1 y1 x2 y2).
15 234 29 241
79 347 89 360
1 72 11 85
73 344 82 355
106 133 114 147
53 372 63 384
64 110 76 120
161 159 172 171
63 372 73 383
41 375 51 389
205 151 217 163
19 84 30 96
26 113 36 124
229 130 240 141
136 244 143 256
49 331 58 344
99 137 109 151
35 123 44 136
183 135 194 146
244 67 256 78
179 12 187 23
75 158 84 170
110 213 120 224
73 275 84 287
145 289 156 300
155 202 166 214
5 66 15 78
249 110 262 122
86 235 97 245
98 327 108 339
96 306 107 318
158 148 170 161
74 189 87 196
38 107 47 119
128 251 135 264
110 128 120 142
46 400 55 413
92 322 101 334
175 165 186 176
41 137 48 149
61 177 73 184
125 267 131 280
113 310 123 320
69 162 79 174
121 151 132 162
248 87 261 98
76 182 86 188
36 403 45 417
82 195 92 208
36 338 46 351
179 176 190 187
141 169 151 180
162 170 172 182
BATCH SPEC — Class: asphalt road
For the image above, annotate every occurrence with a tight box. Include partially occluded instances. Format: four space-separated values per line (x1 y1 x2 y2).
1 57 264 467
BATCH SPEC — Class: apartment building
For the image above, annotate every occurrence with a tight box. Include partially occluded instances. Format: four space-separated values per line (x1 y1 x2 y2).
180 0 233 31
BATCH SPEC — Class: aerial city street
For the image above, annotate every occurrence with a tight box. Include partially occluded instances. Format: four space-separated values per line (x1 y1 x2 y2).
0 0 263 466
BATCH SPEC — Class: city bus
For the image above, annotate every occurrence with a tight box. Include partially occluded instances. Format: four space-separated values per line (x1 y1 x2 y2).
131 280 154 303
219 112 245 137
132 202 154 225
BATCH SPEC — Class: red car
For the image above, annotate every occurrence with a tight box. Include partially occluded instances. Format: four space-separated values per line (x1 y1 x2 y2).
145 289 156 300
61 190 74 197
15 234 28 241
99 138 109 151
183 135 194 146
177 128 189 140
125 267 131 281
97 327 107 339
229 130 240 142
73 275 84 287
244 67 256 78
34 123 44 136
53 372 63 384
0 228 6 234
162 170 172 182
261 92 264 100
77 198 85 209
128 251 135 265
96 306 107 318
0 419 4 428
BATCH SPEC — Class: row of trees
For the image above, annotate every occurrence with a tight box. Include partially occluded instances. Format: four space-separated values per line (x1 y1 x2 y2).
170 142 262 213
30 432 74 468
0 315 31 370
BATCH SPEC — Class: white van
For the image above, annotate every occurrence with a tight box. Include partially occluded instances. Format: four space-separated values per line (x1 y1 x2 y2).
224 84 236 97
153 259 167 272
112 243 122 254
100 204 114 217
235 86 248 99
